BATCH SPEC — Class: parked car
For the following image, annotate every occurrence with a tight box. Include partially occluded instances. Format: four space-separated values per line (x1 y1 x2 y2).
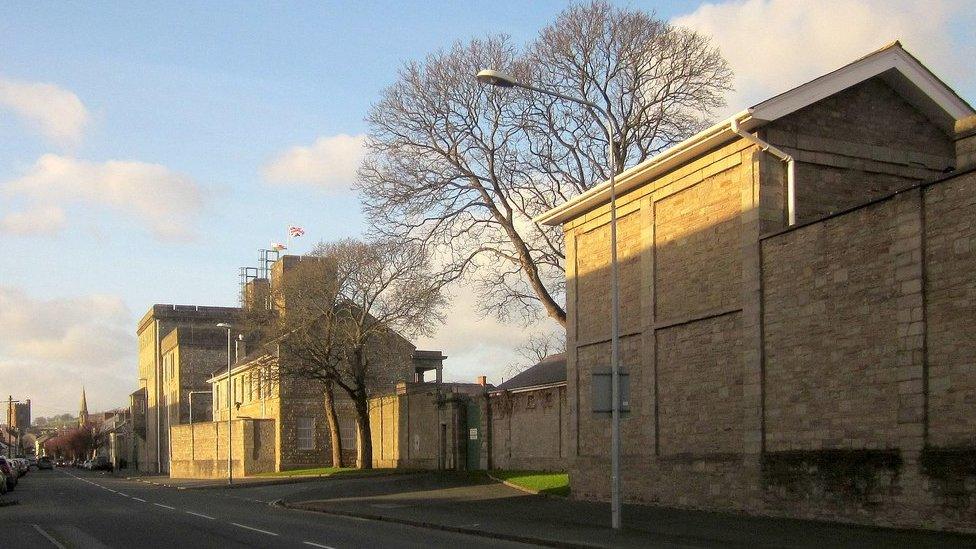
90 456 112 471
37 456 53 470
28 456 37 468
11 458 27 477
82 459 93 470
0 458 17 491
0 470 7 495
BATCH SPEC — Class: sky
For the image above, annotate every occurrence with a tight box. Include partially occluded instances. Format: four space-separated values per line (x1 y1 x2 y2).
1 0 974 417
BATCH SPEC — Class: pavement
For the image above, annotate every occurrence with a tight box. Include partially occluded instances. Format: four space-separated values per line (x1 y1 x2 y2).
254 472 976 549
0 467 536 548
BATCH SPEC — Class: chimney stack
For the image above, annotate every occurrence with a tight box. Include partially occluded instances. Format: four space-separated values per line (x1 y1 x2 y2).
956 115 976 171
477 375 487 386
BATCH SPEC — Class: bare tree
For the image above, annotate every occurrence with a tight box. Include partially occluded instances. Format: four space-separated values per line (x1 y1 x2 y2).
506 329 566 378
358 1 732 327
320 239 446 469
268 240 445 469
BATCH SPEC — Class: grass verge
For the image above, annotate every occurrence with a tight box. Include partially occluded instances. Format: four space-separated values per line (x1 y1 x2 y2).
490 470 570 497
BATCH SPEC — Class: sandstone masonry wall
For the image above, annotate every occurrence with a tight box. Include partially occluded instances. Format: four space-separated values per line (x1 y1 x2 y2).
564 101 974 531
489 386 568 471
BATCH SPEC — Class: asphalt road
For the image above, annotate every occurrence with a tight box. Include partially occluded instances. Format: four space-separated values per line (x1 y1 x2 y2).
0 468 538 548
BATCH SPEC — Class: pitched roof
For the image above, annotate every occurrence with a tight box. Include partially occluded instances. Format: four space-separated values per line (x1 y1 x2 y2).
494 353 567 392
534 42 975 227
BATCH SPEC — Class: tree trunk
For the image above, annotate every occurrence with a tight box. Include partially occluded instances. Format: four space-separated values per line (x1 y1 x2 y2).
323 379 343 468
353 393 373 469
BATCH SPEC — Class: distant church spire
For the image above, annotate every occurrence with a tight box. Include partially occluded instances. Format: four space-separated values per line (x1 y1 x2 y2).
79 387 89 427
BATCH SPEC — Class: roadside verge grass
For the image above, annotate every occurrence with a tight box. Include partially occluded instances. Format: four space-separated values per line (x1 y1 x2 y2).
490 470 570 497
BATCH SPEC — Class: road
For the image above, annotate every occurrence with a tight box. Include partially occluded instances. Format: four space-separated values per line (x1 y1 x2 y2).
0 468 538 548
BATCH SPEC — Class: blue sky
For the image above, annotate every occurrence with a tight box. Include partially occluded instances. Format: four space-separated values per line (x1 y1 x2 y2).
1 1 973 416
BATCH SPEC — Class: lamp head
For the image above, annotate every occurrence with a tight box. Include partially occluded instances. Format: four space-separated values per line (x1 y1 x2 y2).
216 323 232 329
476 69 518 88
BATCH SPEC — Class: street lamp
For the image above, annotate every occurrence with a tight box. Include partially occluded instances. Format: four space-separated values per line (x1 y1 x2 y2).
216 323 233 485
476 69 624 529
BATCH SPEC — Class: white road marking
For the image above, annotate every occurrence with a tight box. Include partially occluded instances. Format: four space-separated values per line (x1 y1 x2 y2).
186 511 215 520
303 542 336 549
31 524 66 549
118 493 130 497
231 523 279 536
153 503 176 510
132 497 147 502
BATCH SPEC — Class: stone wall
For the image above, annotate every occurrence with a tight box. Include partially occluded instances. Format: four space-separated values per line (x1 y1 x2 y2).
563 99 974 532
758 169 976 530
169 419 275 478
764 77 955 224
367 384 465 470
488 386 568 471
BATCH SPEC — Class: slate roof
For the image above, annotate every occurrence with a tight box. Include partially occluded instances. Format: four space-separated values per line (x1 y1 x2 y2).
493 353 567 392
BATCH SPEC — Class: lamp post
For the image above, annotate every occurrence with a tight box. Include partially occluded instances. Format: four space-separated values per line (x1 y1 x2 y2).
476 69 623 529
216 323 233 485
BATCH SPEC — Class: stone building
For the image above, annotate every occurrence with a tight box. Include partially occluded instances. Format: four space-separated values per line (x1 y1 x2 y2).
132 304 239 473
168 254 451 477
168 348 447 477
7 398 30 430
486 354 568 471
535 43 976 531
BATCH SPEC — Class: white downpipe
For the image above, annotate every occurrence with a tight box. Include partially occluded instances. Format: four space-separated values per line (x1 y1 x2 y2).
730 118 796 225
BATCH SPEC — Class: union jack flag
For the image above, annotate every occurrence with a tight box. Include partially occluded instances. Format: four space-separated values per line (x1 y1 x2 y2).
288 226 305 237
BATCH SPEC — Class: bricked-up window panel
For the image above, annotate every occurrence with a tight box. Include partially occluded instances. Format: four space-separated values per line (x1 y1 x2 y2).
657 313 743 456
527 395 536 409
655 170 742 321
576 211 642 342
296 417 315 450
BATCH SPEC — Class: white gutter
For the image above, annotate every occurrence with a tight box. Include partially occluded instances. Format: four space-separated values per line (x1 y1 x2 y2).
533 110 755 226
730 117 796 225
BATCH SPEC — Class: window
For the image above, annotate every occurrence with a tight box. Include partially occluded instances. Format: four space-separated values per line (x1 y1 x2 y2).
340 419 357 452
296 417 315 450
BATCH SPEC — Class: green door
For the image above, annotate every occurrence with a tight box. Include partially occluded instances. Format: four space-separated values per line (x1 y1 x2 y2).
465 400 482 470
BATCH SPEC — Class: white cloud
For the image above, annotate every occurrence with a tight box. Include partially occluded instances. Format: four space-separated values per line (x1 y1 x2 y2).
673 0 976 116
2 154 206 241
0 205 66 236
0 287 135 415
263 134 365 191
0 77 90 145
